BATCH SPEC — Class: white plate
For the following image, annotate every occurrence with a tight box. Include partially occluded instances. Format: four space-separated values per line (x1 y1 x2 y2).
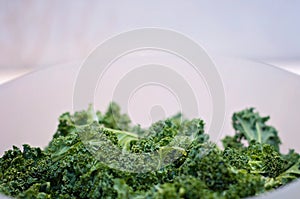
0 56 299 198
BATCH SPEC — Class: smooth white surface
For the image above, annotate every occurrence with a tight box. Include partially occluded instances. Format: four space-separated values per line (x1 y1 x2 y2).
0 69 30 84
264 60 300 75
1 1 300 69
0 57 299 198
1 56 300 153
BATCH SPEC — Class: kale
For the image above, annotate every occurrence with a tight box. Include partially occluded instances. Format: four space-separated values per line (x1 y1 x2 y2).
0 103 299 198
224 108 281 151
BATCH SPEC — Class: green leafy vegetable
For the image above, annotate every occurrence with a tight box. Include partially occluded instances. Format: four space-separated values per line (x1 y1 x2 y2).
229 108 281 151
0 103 299 198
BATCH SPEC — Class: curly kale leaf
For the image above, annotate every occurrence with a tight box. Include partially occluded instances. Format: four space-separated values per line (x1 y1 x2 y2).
130 118 206 154
100 102 132 131
53 102 132 139
265 152 300 189
179 143 238 191
144 176 215 199
1 104 299 199
223 108 281 151
0 145 52 198
223 142 285 178
221 134 244 149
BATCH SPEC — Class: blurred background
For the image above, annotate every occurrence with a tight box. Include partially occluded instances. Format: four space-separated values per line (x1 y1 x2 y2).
0 0 300 84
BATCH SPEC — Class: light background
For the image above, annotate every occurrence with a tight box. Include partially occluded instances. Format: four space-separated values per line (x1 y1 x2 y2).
0 0 300 154
0 0 300 84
